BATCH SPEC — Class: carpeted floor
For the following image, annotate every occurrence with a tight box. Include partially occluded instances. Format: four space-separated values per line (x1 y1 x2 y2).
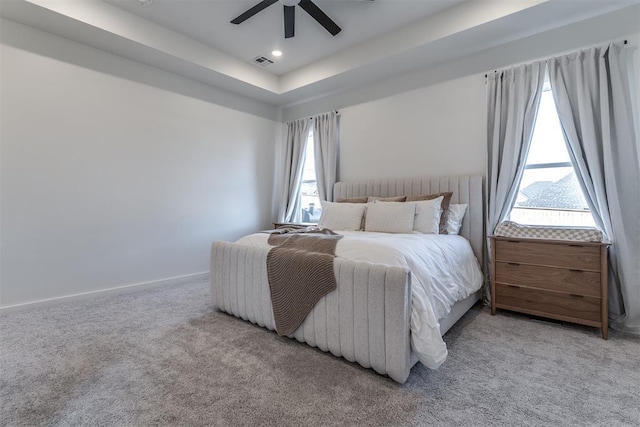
1 278 639 426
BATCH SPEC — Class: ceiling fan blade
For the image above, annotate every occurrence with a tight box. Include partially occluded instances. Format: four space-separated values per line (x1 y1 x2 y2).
231 0 278 25
284 5 295 39
298 0 341 36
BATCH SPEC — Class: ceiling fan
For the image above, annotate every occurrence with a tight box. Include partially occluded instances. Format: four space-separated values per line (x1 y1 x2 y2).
231 0 372 39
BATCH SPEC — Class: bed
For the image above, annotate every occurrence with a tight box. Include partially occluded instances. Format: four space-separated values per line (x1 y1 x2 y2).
210 175 485 383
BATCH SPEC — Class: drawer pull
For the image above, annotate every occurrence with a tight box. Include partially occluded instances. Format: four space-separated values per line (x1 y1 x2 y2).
569 293 584 298
508 262 520 267
507 284 520 289
569 244 584 247
507 240 520 243
570 269 583 273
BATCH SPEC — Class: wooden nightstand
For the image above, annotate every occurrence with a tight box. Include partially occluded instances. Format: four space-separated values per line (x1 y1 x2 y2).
490 236 610 339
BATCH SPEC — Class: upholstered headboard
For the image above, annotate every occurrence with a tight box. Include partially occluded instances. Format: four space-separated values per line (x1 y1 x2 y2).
333 175 485 267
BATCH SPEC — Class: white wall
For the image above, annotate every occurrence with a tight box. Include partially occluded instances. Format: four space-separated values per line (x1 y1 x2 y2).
339 75 486 181
283 7 640 184
0 24 278 308
2 10 638 309
336 32 640 183
338 32 640 184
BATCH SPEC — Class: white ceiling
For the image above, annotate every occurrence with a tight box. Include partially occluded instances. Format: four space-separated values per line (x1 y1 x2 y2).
103 0 467 75
2 0 639 108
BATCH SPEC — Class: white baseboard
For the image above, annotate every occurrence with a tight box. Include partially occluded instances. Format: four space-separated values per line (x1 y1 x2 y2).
0 271 209 314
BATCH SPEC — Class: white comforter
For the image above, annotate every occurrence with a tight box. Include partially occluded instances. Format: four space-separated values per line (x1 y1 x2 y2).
234 231 483 370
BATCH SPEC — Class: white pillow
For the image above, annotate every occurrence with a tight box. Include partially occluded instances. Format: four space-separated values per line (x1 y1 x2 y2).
412 196 444 234
446 204 468 235
318 202 366 231
364 202 416 234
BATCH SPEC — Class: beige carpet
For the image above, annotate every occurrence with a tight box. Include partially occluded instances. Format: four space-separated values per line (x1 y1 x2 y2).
1 278 639 426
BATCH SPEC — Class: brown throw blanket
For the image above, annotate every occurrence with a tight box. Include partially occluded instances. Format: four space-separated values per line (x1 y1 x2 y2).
266 229 343 336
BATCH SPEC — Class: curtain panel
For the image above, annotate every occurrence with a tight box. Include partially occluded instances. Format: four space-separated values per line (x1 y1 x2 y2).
486 62 546 238
279 118 311 223
548 43 640 334
313 111 341 202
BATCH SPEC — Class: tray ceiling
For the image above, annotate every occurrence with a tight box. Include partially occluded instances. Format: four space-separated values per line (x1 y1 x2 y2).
2 0 638 107
104 0 466 76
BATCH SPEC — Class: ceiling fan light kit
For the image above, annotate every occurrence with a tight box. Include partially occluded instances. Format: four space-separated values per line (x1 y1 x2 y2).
231 0 372 39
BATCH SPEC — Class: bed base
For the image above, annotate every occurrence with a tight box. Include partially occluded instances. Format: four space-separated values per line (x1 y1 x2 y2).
440 290 481 335
408 290 481 368
211 242 480 384
211 241 413 383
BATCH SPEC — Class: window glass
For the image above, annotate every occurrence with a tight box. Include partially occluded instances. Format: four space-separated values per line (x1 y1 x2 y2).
525 89 571 165
300 130 321 223
510 87 596 227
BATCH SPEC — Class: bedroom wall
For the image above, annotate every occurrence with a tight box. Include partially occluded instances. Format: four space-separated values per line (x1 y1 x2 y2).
282 7 640 183
337 32 640 183
0 20 279 308
339 75 486 181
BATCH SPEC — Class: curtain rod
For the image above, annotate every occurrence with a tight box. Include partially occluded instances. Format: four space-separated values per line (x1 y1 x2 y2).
484 39 629 78
286 111 340 125
309 110 339 119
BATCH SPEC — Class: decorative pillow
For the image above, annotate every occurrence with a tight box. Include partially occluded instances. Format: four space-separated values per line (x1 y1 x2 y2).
364 202 416 234
335 196 368 203
367 196 407 203
494 221 604 242
406 192 453 234
411 196 444 234
446 204 468 235
318 202 366 231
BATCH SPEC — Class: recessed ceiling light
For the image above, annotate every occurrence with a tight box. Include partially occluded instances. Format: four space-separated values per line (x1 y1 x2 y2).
272 50 283 57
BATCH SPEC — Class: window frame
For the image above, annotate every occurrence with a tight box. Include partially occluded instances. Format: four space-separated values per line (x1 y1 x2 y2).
509 79 595 227
524 161 572 170
298 128 321 224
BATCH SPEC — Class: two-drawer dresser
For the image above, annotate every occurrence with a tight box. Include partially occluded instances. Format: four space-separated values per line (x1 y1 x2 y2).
489 236 610 339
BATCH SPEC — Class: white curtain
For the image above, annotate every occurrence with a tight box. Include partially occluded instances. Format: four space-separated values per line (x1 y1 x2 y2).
548 43 640 334
486 62 546 236
279 118 312 223
313 111 340 202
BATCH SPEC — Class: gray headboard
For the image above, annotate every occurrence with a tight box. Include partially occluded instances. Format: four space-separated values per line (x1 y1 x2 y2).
333 175 485 267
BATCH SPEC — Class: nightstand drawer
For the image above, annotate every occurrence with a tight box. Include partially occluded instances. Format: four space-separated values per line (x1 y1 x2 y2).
495 239 600 271
495 284 601 323
495 262 601 297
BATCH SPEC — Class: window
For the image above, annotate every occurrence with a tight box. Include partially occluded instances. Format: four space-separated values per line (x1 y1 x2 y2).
299 129 321 223
509 81 596 227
